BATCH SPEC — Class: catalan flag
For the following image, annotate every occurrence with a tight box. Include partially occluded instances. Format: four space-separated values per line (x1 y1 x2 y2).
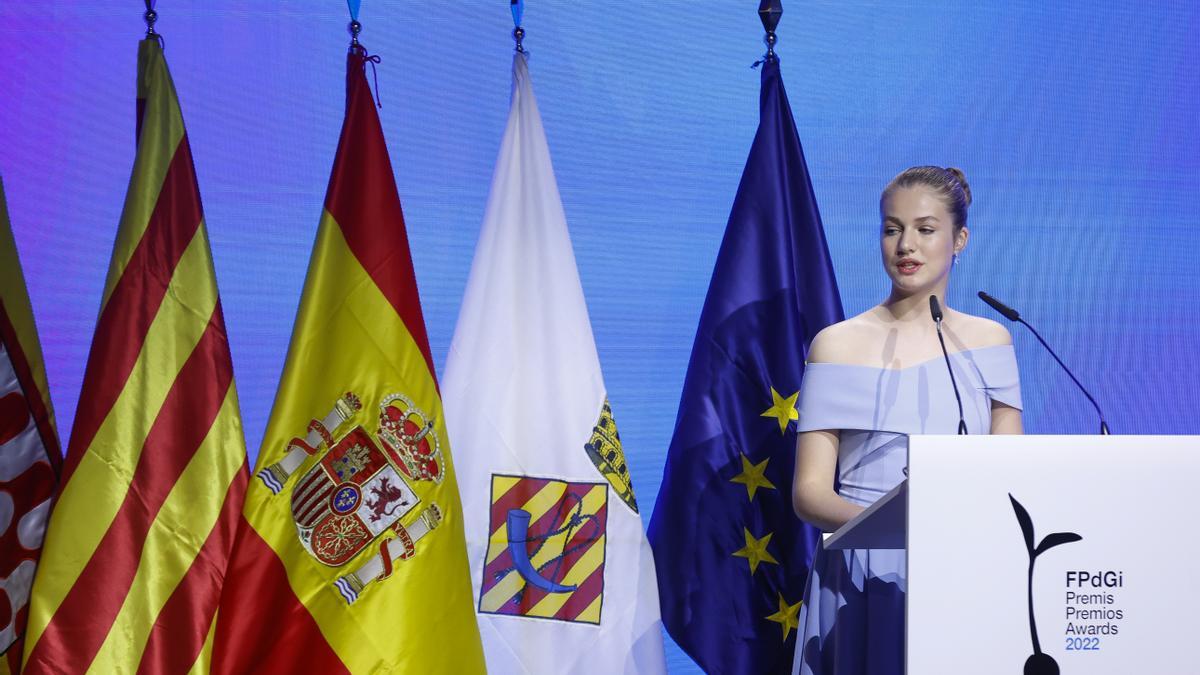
0 177 61 673
212 45 485 674
20 38 249 673
441 52 667 674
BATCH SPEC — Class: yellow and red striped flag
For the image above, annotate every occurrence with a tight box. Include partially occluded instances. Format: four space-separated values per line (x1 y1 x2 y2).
211 46 484 674
0 176 61 674
21 38 248 673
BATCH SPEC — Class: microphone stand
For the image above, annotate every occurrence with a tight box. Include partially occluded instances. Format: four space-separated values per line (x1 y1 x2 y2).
930 296 969 435
978 291 1110 435
1015 320 1111 435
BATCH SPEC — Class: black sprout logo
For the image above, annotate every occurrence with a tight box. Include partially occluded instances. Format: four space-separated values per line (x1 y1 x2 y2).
1009 494 1082 675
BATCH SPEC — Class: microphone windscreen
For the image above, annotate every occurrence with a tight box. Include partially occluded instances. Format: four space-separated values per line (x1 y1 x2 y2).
977 291 1021 321
928 295 943 322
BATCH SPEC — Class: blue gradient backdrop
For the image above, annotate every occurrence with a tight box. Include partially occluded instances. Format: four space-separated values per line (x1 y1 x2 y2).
2 3 1196 672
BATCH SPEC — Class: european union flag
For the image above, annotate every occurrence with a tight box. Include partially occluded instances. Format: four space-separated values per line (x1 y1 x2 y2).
648 55 844 674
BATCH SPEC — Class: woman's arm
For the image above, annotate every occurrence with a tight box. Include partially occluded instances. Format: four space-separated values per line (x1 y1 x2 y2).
991 401 1023 434
792 429 866 532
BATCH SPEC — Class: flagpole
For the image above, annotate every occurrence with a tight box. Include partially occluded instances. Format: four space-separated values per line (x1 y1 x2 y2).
143 1 156 36
511 0 525 53
142 0 164 51
344 1 382 107
759 0 782 62
347 0 363 47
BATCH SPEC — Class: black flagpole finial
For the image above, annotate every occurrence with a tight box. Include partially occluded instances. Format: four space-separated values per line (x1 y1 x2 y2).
511 0 526 53
143 0 158 38
758 0 782 61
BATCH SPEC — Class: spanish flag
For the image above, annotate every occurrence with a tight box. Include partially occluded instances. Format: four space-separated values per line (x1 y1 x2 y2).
0 177 61 673
212 46 485 674
21 38 249 673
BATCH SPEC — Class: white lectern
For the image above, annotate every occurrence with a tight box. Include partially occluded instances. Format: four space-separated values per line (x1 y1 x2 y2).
825 435 1198 674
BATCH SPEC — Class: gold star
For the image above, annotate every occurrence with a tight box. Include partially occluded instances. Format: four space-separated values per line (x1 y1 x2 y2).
760 387 799 434
732 528 779 575
765 593 803 640
730 453 776 501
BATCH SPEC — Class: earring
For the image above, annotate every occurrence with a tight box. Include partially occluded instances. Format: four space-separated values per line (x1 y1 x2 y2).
953 252 960 266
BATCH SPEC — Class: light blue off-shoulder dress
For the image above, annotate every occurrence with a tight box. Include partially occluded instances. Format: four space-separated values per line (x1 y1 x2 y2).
791 345 1022 675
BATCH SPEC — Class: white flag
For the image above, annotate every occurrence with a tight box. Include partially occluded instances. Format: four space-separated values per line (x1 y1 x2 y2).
442 52 667 675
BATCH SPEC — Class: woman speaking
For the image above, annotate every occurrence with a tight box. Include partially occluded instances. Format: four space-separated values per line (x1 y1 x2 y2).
791 167 1023 674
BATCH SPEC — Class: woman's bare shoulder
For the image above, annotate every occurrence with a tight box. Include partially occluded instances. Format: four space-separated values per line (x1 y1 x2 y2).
949 311 1013 349
807 310 884 364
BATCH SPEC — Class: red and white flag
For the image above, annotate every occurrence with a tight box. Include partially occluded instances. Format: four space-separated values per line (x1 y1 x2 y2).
0 176 61 674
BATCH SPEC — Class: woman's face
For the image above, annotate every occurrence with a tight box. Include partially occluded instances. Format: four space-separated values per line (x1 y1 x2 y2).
879 186 967 297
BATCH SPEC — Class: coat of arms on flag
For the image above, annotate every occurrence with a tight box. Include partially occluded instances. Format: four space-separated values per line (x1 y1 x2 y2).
583 399 638 514
256 390 446 604
479 475 608 625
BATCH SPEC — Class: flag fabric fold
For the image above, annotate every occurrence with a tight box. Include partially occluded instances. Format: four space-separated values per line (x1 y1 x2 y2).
0 177 61 674
441 52 667 675
21 38 249 674
212 46 485 674
647 57 845 674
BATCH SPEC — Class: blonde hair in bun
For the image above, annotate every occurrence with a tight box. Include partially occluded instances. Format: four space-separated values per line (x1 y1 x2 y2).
943 166 972 208
881 165 972 230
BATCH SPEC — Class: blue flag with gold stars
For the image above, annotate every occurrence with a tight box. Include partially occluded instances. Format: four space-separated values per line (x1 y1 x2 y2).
647 55 844 674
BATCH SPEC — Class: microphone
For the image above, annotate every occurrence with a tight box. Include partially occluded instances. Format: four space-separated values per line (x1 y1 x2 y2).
977 291 1020 322
977 291 1110 434
929 296 969 435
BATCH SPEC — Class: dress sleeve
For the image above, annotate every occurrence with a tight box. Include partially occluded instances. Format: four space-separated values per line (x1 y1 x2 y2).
977 344 1023 410
795 363 881 432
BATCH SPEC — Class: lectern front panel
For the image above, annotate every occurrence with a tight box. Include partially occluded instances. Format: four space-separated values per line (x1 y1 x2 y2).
907 435 1197 674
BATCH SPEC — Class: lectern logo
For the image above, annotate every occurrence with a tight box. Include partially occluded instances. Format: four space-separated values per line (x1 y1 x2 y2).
1009 494 1082 675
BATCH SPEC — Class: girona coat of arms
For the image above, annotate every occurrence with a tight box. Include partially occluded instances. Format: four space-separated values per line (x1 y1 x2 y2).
256 391 445 604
